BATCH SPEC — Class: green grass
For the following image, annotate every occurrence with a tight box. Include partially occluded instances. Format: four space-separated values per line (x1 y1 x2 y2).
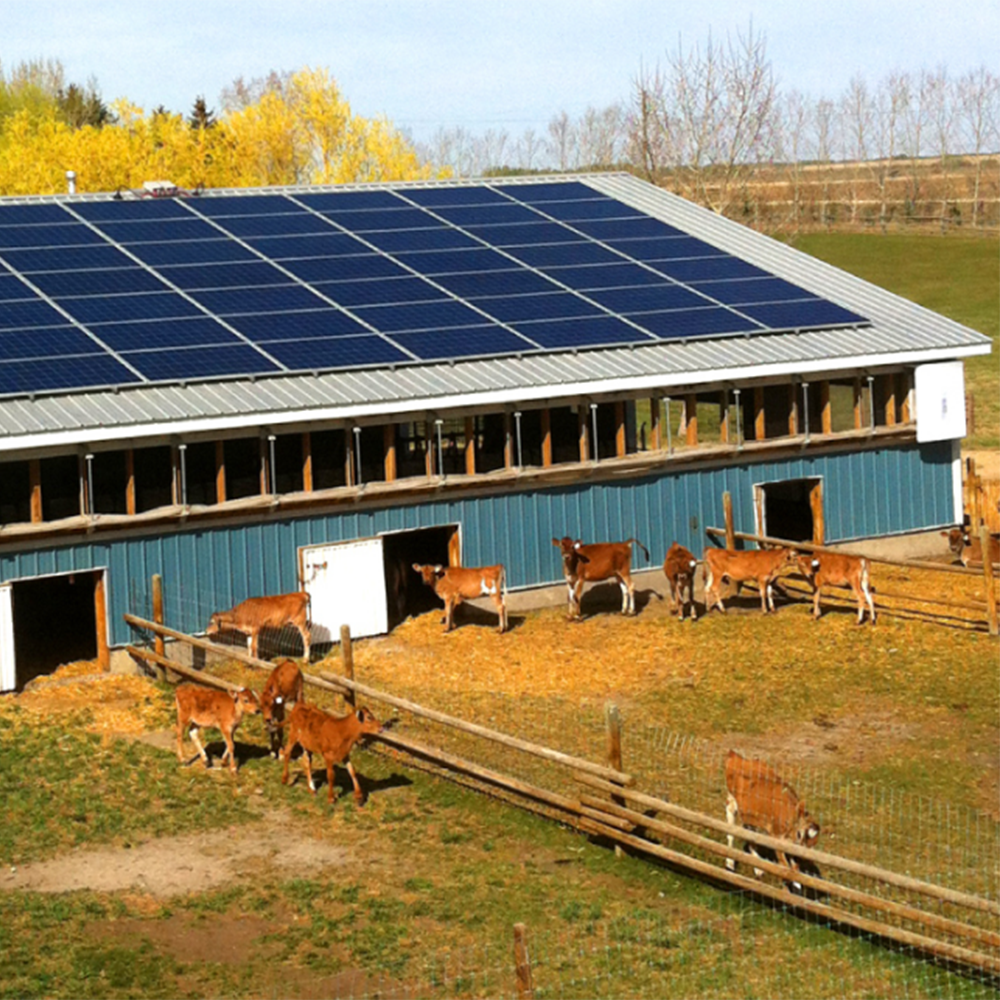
787 232 1000 450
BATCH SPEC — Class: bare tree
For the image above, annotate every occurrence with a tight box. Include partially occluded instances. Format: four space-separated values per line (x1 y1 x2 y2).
546 110 578 171
955 66 999 229
839 75 874 224
512 128 545 171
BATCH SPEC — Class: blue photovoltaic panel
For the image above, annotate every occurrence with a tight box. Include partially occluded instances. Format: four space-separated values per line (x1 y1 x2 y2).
512 315 655 349
62 292 203 324
124 343 281 380
0 327 106 360
157 261 293 291
0 299 70 329
96 318 242 351
227 309 370 342
31 267 168 298
627 307 763 338
127 239 258 266
0 180 870 397
313 276 447 308
361 227 480 253
0 354 141 394
264 334 411 369
351 299 490 333
472 292 604 325
245 233 369 259
392 325 534 360
432 268 558 299
190 285 326 315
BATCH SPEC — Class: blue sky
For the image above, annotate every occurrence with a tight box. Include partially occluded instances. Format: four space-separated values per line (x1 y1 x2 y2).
2 0 997 143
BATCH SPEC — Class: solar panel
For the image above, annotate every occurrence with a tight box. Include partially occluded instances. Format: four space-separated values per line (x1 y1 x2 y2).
0 179 870 397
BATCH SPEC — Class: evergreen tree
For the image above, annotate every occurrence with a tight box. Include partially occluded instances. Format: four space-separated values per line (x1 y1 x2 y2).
188 96 216 130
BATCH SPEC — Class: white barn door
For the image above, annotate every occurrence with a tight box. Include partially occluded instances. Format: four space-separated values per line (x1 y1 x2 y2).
302 537 388 643
0 584 15 693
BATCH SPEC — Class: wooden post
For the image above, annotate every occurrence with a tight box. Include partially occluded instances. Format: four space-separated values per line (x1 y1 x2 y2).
94 572 109 671
787 383 798 436
885 374 897 427
503 412 514 470
810 480 825 545
684 394 698 447
464 417 476 475
649 397 661 451
384 424 397 482
723 491 735 550
578 405 590 463
258 437 269 496
605 702 625 858
819 381 832 435
719 391 730 444
29 458 42 523
981 525 998 638
152 574 165 659
754 386 766 441
614 401 626 457
513 923 533 1000
125 449 136 516
853 377 863 430
340 624 355 708
215 440 226 504
346 428 357 486
900 371 913 423
301 432 313 493
540 409 552 467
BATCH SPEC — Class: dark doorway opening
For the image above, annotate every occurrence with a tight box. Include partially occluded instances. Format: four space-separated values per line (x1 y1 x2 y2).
11 571 102 690
759 478 821 543
381 525 458 629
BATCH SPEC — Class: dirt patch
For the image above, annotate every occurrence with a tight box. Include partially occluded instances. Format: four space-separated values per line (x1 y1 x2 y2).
1 809 349 898
966 448 999 481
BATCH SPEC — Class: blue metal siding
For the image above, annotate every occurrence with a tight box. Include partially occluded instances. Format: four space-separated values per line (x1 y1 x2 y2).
0 442 955 647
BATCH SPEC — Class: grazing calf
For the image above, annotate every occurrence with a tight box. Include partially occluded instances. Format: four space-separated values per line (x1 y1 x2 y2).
412 563 508 633
206 592 311 662
702 547 795 614
662 542 698 620
724 750 821 894
281 703 383 806
260 658 305 758
796 552 876 625
941 527 1000 568
553 536 650 620
175 684 260 775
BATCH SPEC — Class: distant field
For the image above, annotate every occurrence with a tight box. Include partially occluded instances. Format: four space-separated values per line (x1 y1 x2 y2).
786 232 999 452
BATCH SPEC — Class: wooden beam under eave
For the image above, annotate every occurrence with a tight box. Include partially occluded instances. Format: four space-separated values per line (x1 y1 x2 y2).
215 440 226 504
384 424 398 482
125 449 136 516
819 381 832 435
900 371 913 423
464 416 476 475
685 394 698 447
540 409 552 468
302 432 313 492
754 386 766 441
29 458 42 523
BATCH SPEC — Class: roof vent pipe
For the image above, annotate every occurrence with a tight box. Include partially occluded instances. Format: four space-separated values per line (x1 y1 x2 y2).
66 170 77 195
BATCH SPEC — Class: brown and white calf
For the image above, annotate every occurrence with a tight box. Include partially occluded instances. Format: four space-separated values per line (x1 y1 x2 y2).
941 527 1000 568
175 684 261 774
702 546 796 614
724 750 821 894
412 563 508 633
206 592 311 661
260 658 305 758
662 542 698 620
552 536 650 620
796 551 876 625
281 702 383 806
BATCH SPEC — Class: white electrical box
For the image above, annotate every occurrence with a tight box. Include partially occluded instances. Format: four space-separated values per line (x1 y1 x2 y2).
914 361 967 443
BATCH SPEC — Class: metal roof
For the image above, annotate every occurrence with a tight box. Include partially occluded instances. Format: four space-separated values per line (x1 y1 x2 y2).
0 172 989 452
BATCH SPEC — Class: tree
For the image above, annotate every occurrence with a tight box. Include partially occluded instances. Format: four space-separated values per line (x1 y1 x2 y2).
188 96 216 130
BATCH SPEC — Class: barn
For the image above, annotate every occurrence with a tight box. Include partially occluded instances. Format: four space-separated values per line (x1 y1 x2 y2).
0 172 990 689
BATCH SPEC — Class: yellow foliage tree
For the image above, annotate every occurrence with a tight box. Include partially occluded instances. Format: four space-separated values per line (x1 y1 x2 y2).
0 67 444 195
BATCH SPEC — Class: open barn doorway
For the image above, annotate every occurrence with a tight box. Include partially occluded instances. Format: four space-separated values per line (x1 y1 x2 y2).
0 569 107 692
755 478 824 544
381 524 460 630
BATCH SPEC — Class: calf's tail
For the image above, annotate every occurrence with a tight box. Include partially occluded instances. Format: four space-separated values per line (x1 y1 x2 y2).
627 538 651 562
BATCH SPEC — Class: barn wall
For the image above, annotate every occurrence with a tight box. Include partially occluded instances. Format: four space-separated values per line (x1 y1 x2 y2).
0 441 955 646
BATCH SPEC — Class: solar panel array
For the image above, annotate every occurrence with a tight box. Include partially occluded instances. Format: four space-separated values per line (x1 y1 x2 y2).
0 180 868 397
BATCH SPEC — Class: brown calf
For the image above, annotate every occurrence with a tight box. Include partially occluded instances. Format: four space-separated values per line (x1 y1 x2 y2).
724 750 821 894
941 527 1000 568
662 542 698 620
553 536 650 619
260 658 306 758
206 592 311 661
703 547 795 614
796 552 876 625
175 684 261 774
412 563 508 633
281 702 383 806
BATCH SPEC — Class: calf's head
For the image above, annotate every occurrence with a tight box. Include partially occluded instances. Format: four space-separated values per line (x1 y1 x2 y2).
354 706 383 737
412 563 445 586
233 687 261 717
794 806 821 849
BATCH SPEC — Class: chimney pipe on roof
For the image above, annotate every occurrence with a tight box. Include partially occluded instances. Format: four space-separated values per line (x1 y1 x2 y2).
66 170 77 195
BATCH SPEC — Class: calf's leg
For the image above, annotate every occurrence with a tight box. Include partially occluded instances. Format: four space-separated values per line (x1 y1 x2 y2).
725 793 739 872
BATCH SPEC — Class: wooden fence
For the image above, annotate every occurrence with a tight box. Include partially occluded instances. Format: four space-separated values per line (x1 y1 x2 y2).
124 612 1000 978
